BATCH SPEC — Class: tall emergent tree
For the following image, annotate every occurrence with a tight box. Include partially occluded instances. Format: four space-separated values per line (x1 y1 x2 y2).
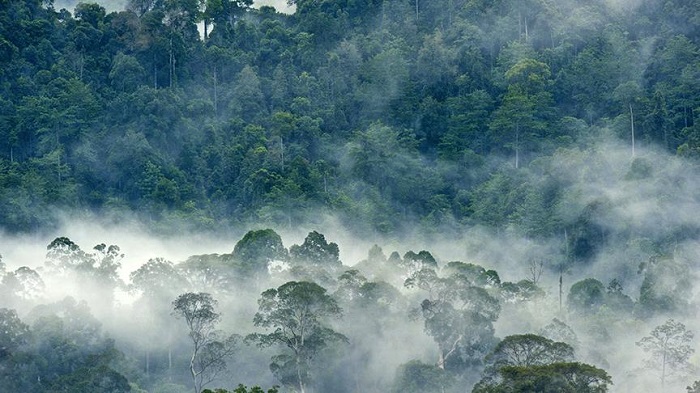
405 265 500 372
489 58 553 169
172 292 238 393
248 281 346 393
636 319 694 387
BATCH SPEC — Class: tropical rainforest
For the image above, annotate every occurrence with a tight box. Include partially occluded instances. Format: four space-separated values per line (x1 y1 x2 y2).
1 0 700 392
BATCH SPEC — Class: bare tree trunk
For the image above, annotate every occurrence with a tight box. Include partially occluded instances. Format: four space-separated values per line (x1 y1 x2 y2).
529 259 543 284
191 352 197 393
297 354 306 393
561 229 568 315
524 16 528 41
630 103 636 157
437 335 462 369
661 345 667 388
559 268 563 314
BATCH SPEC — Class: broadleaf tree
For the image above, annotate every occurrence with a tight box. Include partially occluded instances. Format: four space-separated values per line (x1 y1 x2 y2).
248 281 346 393
172 292 238 393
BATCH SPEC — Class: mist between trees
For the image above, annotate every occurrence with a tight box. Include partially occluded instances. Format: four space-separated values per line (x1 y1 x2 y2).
0 212 699 392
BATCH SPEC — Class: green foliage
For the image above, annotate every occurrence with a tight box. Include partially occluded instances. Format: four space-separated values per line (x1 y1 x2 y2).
473 362 612 393
202 385 279 393
637 254 693 317
289 231 341 268
486 334 575 369
249 281 345 391
567 278 606 313
0 298 131 392
688 380 700 393
1 2 700 390
0 308 30 359
405 265 501 372
129 257 186 297
392 360 453 393
232 229 287 281
172 292 238 393
0 0 696 239
500 280 545 304
475 335 590 392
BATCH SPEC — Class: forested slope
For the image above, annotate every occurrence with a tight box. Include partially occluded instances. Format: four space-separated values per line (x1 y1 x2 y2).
1 0 699 236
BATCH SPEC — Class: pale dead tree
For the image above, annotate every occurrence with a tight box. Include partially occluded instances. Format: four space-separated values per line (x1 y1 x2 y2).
528 258 544 285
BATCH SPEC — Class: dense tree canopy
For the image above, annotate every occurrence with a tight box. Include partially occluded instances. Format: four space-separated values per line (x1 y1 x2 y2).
1 0 700 391
0 0 699 237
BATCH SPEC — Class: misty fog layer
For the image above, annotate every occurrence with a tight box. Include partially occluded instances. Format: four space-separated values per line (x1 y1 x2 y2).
1 137 699 393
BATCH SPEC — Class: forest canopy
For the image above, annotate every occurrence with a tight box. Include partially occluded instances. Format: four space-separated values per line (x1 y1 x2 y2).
2 0 700 392
1 0 700 237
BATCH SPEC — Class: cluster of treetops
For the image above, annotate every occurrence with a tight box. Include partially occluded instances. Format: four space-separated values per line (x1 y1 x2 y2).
0 228 697 392
1 0 700 236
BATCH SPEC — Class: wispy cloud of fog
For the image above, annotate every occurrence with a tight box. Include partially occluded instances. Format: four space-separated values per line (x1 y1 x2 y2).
1 215 234 280
1 133 699 392
52 0 295 14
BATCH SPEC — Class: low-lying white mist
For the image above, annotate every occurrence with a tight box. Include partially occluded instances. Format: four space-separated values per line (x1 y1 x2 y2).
0 137 698 392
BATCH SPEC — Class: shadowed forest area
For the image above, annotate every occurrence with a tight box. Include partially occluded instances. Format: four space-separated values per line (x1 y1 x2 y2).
1 0 700 392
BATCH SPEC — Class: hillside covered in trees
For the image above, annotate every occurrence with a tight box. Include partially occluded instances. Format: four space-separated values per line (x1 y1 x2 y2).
0 0 699 235
1 0 700 392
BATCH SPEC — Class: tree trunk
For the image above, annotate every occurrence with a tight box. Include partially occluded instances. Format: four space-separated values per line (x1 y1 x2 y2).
661 344 667 388
153 53 158 88
296 354 306 393
524 16 528 42
213 67 218 116
561 229 568 315
630 103 636 157
191 344 199 393
169 37 174 88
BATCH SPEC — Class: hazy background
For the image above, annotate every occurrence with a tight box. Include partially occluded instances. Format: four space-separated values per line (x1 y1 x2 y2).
53 0 296 13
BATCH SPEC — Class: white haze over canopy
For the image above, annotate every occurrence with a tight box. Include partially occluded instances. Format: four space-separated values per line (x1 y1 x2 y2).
53 0 295 14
